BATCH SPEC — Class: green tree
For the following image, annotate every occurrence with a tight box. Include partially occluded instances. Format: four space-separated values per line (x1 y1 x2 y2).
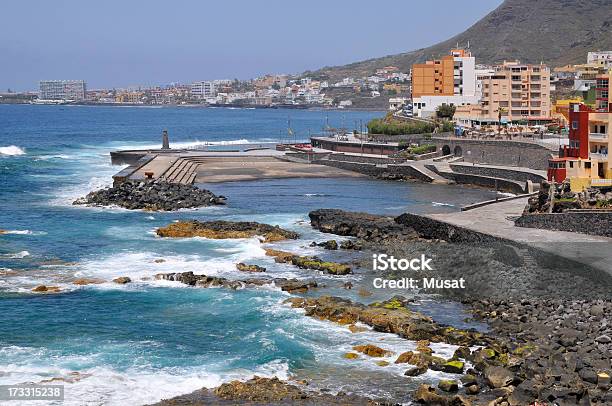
436 103 456 119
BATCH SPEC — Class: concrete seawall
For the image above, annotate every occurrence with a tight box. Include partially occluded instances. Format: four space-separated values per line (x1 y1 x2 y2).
431 137 556 170
316 159 435 182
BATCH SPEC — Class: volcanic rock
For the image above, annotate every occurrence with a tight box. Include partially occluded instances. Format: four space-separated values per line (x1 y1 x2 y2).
73 180 225 211
157 220 299 242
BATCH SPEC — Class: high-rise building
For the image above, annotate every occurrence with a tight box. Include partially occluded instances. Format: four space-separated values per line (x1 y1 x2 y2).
190 81 216 99
39 80 86 101
411 49 479 117
454 61 551 127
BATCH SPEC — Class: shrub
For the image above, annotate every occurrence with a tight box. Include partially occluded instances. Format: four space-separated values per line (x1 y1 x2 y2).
367 118 435 135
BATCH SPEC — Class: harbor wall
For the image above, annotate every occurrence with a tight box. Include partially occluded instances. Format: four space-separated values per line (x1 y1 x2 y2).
431 138 555 170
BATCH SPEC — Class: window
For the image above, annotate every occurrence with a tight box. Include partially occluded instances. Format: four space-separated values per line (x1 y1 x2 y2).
569 161 574 168
572 121 578 130
585 162 591 169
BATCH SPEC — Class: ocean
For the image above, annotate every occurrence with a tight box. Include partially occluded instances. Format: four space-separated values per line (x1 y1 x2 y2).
0 105 496 405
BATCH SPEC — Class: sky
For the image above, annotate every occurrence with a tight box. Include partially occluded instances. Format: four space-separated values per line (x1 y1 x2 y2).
0 0 503 91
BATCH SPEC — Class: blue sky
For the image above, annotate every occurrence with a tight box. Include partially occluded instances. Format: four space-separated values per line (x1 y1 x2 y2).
1 0 503 91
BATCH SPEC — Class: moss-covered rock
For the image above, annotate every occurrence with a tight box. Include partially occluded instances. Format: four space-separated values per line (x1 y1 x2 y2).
291 256 352 275
236 263 266 273
264 248 295 263
441 360 464 374
343 352 359 360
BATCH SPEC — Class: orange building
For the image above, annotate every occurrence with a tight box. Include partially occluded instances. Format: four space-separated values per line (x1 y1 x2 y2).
412 49 471 98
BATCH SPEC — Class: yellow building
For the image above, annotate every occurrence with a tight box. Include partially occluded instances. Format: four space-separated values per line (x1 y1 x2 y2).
454 60 551 127
115 91 144 104
554 73 612 191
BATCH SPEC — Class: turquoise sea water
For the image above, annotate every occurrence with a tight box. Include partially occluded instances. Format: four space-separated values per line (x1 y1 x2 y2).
0 105 496 405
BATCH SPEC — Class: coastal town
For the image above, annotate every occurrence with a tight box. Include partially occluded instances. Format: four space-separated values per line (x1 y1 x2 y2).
1 1 611 405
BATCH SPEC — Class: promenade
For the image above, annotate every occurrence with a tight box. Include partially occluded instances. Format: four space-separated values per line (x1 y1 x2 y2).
428 198 612 276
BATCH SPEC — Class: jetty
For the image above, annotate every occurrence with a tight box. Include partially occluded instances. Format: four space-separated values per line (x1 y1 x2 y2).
110 134 363 186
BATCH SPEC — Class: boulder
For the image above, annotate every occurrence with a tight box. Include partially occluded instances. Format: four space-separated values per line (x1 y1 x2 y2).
485 366 515 388
72 278 105 285
441 360 464 374
404 365 428 376
413 384 448 404
340 240 362 250
236 263 266 273
395 351 414 364
352 344 393 357
438 380 458 392
312 240 338 250
32 285 61 293
113 276 132 284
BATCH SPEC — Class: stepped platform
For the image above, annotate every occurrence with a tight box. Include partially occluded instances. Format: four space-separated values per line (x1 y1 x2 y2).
110 147 363 185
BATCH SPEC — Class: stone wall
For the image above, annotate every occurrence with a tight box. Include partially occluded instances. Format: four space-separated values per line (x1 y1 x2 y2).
515 212 612 238
431 138 555 170
319 154 404 165
316 159 433 182
449 164 546 183
431 170 526 194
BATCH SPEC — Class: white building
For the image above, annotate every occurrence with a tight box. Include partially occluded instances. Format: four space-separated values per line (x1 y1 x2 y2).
587 51 612 69
389 97 409 110
39 80 86 101
191 81 217 99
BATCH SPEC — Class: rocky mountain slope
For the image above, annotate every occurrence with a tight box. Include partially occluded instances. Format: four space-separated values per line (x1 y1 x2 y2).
305 0 612 81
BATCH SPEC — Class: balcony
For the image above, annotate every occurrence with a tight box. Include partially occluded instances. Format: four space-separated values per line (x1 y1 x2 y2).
590 132 608 140
590 152 608 160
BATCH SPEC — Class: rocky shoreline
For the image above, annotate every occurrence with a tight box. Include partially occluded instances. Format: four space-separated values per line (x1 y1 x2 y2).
73 180 226 210
306 208 611 404
143 211 610 405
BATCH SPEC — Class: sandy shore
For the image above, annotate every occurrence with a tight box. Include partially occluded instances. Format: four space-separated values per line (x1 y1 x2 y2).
194 156 365 183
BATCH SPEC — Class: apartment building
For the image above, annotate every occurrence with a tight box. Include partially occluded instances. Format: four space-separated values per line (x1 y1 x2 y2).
548 72 611 190
454 61 551 127
587 51 612 69
411 49 479 117
190 81 216 99
39 80 86 101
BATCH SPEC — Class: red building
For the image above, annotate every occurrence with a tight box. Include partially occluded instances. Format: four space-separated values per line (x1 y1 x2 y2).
548 103 595 183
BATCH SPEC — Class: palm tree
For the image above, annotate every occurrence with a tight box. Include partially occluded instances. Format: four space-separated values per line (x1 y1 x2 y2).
498 107 507 135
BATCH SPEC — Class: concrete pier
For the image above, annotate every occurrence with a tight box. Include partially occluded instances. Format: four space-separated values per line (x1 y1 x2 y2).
111 146 364 185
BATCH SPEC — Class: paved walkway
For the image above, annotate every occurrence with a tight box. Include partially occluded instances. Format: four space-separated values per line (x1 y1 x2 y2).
428 198 612 275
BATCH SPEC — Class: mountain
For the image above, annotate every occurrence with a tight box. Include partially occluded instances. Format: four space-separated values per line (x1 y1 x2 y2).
304 0 612 81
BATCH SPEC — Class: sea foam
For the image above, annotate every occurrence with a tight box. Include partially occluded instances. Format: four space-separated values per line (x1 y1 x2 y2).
0 145 26 156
